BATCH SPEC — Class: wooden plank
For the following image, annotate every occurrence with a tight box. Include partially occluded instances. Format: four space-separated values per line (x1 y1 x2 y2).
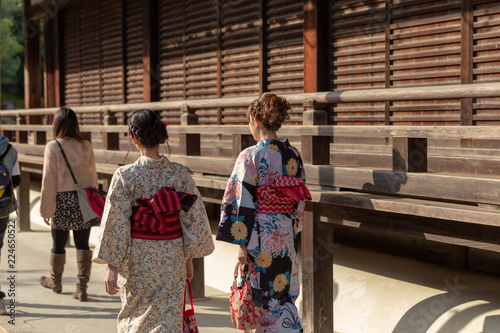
306 165 500 205
324 207 500 252
313 191 500 226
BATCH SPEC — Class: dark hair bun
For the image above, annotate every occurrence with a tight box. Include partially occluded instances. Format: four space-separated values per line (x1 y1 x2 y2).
128 109 169 148
247 93 291 131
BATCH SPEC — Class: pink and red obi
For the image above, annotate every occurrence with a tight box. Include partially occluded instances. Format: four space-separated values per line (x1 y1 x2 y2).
256 176 311 214
130 187 198 240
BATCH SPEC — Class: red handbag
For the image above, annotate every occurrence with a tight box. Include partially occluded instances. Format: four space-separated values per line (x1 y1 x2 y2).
229 262 263 330
183 280 199 333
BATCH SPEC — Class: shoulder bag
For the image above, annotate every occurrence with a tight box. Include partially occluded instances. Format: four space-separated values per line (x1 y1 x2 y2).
56 140 106 227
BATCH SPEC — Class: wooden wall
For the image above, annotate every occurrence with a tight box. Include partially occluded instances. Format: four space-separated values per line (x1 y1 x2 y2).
331 0 500 127
54 0 305 125
42 0 500 127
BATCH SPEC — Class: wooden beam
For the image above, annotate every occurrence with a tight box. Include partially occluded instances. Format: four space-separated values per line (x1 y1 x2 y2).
143 0 159 103
4 82 500 115
306 165 500 205
323 206 500 252
27 0 71 21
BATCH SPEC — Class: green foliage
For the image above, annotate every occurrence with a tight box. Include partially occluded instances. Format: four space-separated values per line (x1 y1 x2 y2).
1 0 24 86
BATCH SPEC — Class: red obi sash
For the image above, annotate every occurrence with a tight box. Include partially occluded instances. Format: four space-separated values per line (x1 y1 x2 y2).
130 187 198 241
256 176 312 214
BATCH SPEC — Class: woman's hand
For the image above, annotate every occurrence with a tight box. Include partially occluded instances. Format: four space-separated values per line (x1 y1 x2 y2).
186 258 193 282
238 245 248 265
104 264 119 295
43 218 50 226
238 245 255 275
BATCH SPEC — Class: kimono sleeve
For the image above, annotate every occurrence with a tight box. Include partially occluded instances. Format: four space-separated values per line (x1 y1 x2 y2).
40 143 58 218
177 166 215 259
216 149 258 246
92 169 132 269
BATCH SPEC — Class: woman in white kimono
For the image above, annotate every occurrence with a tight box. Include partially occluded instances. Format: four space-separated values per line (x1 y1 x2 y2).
93 109 214 333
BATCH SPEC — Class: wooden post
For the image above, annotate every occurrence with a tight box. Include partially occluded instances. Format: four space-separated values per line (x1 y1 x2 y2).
303 0 329 94
384 0 392 126
24 0 43 138
44 16 59 108
103 111 119 150
258 0 267 95
392 137 428 172
143 0 160 103
302 202 334 333
233 134 256 160
43 12 60 128
102 174 113 192
180 104 203 298
16 115 28 144
179 106 200 156
191 258 205 299
17 169 31 231
301 100 330 165
460 0 474 148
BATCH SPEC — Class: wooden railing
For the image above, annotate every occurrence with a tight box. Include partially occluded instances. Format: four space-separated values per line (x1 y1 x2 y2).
6 83 500 333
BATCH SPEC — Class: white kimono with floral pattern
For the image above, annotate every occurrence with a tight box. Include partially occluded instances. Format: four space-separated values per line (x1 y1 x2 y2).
93 156 214 333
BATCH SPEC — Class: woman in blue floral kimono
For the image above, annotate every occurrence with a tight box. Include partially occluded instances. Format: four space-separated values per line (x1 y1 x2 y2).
217 93 310 332
93 109 214 333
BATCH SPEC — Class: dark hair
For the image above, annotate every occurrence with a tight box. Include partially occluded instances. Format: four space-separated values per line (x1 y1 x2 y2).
128 109 168 148
52 107 88 141
246 93 291 131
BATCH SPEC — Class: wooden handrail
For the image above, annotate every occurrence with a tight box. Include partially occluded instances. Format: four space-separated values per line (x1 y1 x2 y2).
2 82 500 117
4 124 500 140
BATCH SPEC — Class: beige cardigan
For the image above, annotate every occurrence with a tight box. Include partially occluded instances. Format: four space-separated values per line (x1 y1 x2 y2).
40 138 98 218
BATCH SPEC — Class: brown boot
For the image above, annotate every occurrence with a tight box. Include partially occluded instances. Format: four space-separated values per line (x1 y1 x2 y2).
40 252 65 294
72 250 92 302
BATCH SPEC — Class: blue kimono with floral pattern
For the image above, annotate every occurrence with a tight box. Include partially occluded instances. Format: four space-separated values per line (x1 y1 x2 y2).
217 137 307 332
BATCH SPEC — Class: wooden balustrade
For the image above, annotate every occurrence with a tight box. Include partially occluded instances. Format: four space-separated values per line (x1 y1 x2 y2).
6 84 500 332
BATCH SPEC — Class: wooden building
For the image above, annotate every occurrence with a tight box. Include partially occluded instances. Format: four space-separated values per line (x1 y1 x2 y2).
16 0 500 331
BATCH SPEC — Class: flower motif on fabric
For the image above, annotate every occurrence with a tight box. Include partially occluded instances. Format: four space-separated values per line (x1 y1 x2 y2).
267 144 280 151
286 158 298 176
223 177 240 204
254 252 272 273
269 272 290 295
231 219 248 241
263 222 292 257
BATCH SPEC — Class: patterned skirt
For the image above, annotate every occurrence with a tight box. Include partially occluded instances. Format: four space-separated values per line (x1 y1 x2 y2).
51 190 89 231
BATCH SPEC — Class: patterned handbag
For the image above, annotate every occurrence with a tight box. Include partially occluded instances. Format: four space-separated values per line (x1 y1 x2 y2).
229 262 263 330
183 280 199 333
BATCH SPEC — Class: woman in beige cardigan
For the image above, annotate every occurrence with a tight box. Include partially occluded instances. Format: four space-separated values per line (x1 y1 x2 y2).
39 107 98 301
